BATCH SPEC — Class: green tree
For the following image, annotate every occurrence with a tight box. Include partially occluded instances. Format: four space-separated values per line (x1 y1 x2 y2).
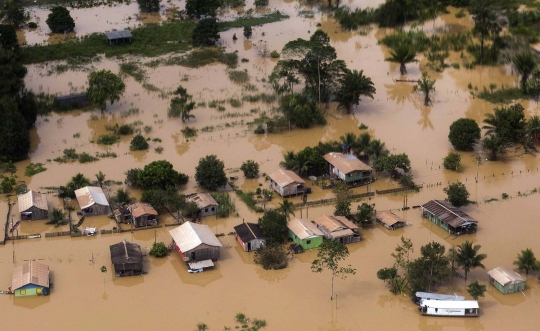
0 97 30 162
168 86 195 124
512 52 537 92
195 154 227 191
527 67 540 104
339 132 358 154
192 18 220 47
0 24 19 51
240 160 259 178
138 160 188 190
254 0 269 7
87 70 126 111
149 242 168 257
524 116 540 147
254 244 288 270
18 90 38 129
124 168 141 187
448 118 481 150
278 199 296 220
455 240 487 281
269 59 300 95
335 69 376 113
467 281 487 300
258 210 287 244
0 47 26 96
311 240 356 300
482 104 525 144
513 248 540 275
112 188 133 206
372 153 411 175
137 0 161 12
1 0 25 28
469 0 507 64
95 170 106 188
354 132 371 156
413 71 436 106
366 139 389 161
46 6 75 33
353 202 375 226
385 42 417 75
185 0 220 18
408 241 451 292
130 134 149 151
69 173 91 190
334 200 351 217
46 207 67 227
443 182 470 207
482 134 505 161
243 26 252 39
443 152 462 171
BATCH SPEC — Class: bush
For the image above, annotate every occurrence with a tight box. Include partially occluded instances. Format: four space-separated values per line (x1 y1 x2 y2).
210 192 235 217
25 163 47 176
448 118 481 150
254 0 269 7
28 22 37 28
46 6 75 33
254 245 288 270
130 134 149 151
243 26 252 39
270 50 280 58
97 134 120 145
443 182 470 207
240 160 259 178
117 124 134 135
443 152 462 171
149 242 168 257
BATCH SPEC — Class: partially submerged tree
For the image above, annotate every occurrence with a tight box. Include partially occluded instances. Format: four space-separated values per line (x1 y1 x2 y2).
385 42 417 75
168 86 195 124
482 134 505 161
46 207 67 227
469 0 508 64
130 134 149 151
512 52 537 92
192 18 220 47
513 248 540 275
149 242 168 257
243 26 252 39
137 160 188 190
185 0 220 18
86 70 126 111
467 281 487 300
258 210 287 244
448 118 481 151
0 96 30 162
46 6 75 33
413 71 436 106
335 69 376 113
137 0 161 12
443 182 470 207
1 0 25 28
95 171 106 188
353 202 375 227
455 241 487 281
240 160 259 178
278 199 296 221
443 152 462 172
254 244 288 270
195 154 227 191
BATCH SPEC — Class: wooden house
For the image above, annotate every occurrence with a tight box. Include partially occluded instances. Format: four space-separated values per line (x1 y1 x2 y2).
487 266 526 295
11 262 50 297
233 222 266 252
287 218 324 250
169 222 222 262
105 30 132 45
74 186 110 216
55 93 90 110
420 200 478 235
268 168 305 197
375 211 406 230
17 190 48 221
130 202 158 227
314 215 361 244
109 240 144 277
113 206 131 224
187 193 218 217
324 152 372 184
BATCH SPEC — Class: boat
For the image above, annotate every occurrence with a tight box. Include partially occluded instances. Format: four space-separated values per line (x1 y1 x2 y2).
418 299 479 317
413 291 465 305
83 227 96 236
188 259 214 273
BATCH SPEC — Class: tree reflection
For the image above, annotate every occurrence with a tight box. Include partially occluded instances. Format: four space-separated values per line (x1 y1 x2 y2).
384 82 413 108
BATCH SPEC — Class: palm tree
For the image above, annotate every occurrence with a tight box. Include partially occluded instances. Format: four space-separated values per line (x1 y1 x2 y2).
280 151 297 170
354 132 371 157
95 170 106 188
366 139 389 161
70 173 90 190
46 207 67 228
514 248 540 275
413 72 436 106
339 132 357 154
455 241 487 281
513 52 537 92
385 42 417 75
335 69 376 113
278 199 296 220
482 134 504 161
114 188 133 206
525 115 540 146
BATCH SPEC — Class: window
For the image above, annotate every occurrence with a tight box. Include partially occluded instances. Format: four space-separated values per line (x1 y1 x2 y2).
20 290 26 295
211 207 215 211
306 240 311 245
37 288 42 294
205 208 208 212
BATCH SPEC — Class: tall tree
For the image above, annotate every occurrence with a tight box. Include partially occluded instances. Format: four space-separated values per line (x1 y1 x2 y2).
353 202 375 226
137 0 161 12
258 210 287 244
512 52 537 92
1 0 25 28
278 199 296 221
513 248 540 275
0 97 30 162
482 134 505 161
95 171 106 188
455 241 487 281
185 0 220 18
408 241 451 292
443 182 470 207
168 86 195 124
469 0 508 64
138 160 188 190
311 240 356 300
413 71 436 106
365 139 389 161
525 116 540 147
0 24 19 51
269 60 300 95
86 70 126 111
482 103 525 144
385 42 417 75
195 155 227 191
335 69 376 113
192 18 220 47
448 118 481 151
46 6 75 33
339 132 358 154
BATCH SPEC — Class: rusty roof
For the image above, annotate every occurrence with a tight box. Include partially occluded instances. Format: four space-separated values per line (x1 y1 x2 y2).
74 186 109 209
187 193 218 209
268 168 305 187
287 218 323 240
375 211 405 227
315 215 358 233
488 267 525 285
323 152 372 174
129 202 158 218
18 190 48 213
12 262 49 290
420 200 478 228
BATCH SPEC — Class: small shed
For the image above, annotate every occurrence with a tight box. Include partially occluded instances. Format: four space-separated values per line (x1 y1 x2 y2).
113 206 131 224
233 222 266 252
18 190 48 221
287 218 324 250
109 240 144 277
55 93 90 110
420 200 478 235
187 193 218 217
487 266 526 294
75 186 110 216
105 30 132 45
169 222 222 262
314 215 361 244
324 152 372 184
268 168 305 197
130 202 158 227
375 211 406 230
11 262 50 297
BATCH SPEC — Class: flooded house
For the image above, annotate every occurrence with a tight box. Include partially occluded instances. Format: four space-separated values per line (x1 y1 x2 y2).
187 193 218 217
17 190 48 221
487 266 526 295
114 202 158 227
375 211 406 230
287 218 324 250
233 222 266 252
268 168 305 197
314 215 361 244
11 262 50 297
113 206 131 224
109 240 144 277
55 93 90 110
105 30 132 45
74 186 111 216
420 200 478 236
323 152 372 185
169 222 222 262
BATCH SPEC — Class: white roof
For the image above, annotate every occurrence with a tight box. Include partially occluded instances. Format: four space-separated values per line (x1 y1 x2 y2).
189 260 214 269
74 186 109 209
169 222 222 252
420 300 479 309
488 266 525 285
415 292 465 301
18 190 48 212
287 218 323 240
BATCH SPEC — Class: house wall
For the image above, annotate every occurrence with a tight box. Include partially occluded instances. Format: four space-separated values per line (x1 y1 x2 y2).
185 243 220 261
237 237 265 252
133 215 157 227
200 205 217 217
270 181 300 197
288 230 322 249
489 276 525 294
83 204 110 217
329 165 372 183
22 206 48 221
14 284 47 297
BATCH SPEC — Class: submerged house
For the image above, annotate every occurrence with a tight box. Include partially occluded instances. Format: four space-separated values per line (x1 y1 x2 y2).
105 30 132 45
55 93 90 110
11 262 50 297
487 266 526 295
187 193 219 217
314 215 361 244
324 152 372 185
233 222 266 252
18 190 48 221
109 240 144 277
130 202 158 227
74 186 111 216
375 211 406 230
268 168 305 197
287 218 324 250
169 222 222 262
420 200 478 236
113 206 131 224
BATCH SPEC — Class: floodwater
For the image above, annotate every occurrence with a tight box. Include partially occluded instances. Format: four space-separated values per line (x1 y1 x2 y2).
2 1 540 330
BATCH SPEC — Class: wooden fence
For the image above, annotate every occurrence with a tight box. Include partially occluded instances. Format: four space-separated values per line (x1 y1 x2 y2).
45 231 71 238
376 184 423 195
292 192 375 208
7 234 41 240
101 225 162 235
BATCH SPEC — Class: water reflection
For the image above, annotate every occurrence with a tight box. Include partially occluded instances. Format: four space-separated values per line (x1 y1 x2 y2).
385 82 414 108
254 263 290 283
13 295 51 308
172 259 223 287
417 105 434 130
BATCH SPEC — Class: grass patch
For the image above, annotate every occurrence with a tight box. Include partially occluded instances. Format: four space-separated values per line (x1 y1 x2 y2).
154 146 164 154
201 126 214 132
96 151 117 158
218 12 289 30
147 48 238 68
477 87 524 104
120 108 140 118
25 163 47 176
97 134 120 145
181 126 197 138
78 152 99 163
235 189 264 212
229 98 242 107
228 69 249 84
120 62 146 82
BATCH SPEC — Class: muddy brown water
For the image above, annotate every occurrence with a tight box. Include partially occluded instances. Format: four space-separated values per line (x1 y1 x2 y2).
2 1 540 330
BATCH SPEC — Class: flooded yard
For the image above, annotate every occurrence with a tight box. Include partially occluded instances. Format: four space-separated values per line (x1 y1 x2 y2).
2 0 540 330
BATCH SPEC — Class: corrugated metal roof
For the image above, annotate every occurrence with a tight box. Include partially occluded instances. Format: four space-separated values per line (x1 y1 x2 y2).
169 222 222 253
420 200 477 228
268 168 305 187
74 186 109 209
375 211 404 227
12 262 49 290
189 260 214 269
315 215 358 233
287 218 323 240
109 240 143 264
17 190 48 212
415 292 465 301
105 30 132 40
187 193 218 209
324 152 372 174
487 266 525 285
420 300 479 309
129 202 158 218
233 223 265 242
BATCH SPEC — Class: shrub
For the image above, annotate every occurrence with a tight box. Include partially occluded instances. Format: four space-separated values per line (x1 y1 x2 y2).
443 182 470 207
254 0 269 7
28 22 38 28
254 245 288 270
130 134 149 151
240 160 259 178
443 152 462 171
448 118 481 150
270 50 280 58
25 163 47 176
149 242 168 257
117 124 134 135
78 152 99 163
97 134 120 145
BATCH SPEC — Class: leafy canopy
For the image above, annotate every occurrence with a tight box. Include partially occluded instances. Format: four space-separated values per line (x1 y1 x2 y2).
195 154 227 191
86 69 126 111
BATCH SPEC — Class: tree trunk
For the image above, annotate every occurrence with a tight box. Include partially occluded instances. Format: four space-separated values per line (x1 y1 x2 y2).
318 58 321 109
424 92 429 106
331 271 334 300
480 35 484 65
400 63 406 75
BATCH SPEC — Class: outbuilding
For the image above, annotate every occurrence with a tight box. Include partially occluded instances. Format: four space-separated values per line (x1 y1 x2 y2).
375 211 406 230
420 200 478 235
169 222 222 262
109 240 144 277
130 202 158 227
287 218 324 250
105 30 132 45
268 168 305 197
75 186 111 216
11 262 50 297
487 266 526 294
324 152 372 185
187 193 219 217
55 93 90 110
233 222 266 252
18 190 48 221
314 215 361 244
